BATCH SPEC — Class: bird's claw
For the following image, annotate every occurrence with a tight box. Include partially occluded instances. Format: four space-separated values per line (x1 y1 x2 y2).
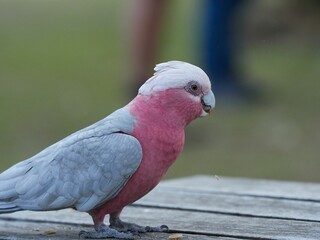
79 225 135 239
145 224 169 232
110 219 169 234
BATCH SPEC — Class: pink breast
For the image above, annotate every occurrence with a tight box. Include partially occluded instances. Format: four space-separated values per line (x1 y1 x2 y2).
91 89 201 215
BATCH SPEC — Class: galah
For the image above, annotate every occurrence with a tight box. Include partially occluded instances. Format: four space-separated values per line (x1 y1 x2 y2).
0 61 215 239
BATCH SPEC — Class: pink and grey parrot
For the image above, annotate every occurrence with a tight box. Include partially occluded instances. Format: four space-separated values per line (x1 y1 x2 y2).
0 61 215 239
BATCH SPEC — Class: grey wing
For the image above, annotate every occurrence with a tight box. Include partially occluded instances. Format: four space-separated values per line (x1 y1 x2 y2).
0 133 142 213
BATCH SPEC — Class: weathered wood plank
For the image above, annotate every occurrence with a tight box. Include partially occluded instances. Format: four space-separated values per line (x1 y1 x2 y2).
1 176 320 239
0 221 232 240
0 219 84 240
161 175 320 201
1 207 320 240
135 186 320 221
0 219 233 240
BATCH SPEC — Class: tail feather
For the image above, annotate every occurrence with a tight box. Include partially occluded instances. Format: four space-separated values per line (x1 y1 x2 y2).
0 158 33 214
0 202 21 214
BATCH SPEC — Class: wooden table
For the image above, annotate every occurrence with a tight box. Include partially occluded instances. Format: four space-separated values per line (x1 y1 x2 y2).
0 175 319 240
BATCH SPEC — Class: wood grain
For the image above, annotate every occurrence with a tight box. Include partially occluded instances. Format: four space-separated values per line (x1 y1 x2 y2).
136 186 320 221
161 175 320 201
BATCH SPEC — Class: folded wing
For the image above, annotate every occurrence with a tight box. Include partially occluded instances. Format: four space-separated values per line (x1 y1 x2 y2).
0 108 142 213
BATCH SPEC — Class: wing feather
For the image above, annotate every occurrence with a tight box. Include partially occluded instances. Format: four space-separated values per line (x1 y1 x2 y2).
0 107 142 213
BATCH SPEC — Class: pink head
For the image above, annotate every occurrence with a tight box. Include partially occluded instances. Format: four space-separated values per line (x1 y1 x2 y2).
136 61 215 127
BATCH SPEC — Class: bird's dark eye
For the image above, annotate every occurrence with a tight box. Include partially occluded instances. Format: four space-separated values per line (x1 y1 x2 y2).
191 84 198 91
185 81 201 96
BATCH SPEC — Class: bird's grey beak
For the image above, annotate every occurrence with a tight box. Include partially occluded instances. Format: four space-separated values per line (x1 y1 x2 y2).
201 90 215 114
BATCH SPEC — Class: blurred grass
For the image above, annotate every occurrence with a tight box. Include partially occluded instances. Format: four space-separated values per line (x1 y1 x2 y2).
0 1 319 182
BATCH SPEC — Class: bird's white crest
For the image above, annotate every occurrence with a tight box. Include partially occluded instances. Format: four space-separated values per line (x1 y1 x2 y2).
138 61 212 96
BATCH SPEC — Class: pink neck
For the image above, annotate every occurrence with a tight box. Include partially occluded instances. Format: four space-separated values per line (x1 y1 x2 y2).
129 89 203 130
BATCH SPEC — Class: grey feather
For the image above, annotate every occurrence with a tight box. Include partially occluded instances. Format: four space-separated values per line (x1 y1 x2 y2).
0 107 142 213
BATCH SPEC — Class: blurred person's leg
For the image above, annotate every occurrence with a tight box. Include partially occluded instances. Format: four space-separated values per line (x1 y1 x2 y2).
202 0 251 101
129 0 168 96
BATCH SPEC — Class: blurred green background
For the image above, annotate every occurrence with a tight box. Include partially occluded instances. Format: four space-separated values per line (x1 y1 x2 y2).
0 0 319 182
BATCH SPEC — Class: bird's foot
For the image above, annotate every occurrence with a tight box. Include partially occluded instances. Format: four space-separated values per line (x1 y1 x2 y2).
110 218 169 234
79 224 135 239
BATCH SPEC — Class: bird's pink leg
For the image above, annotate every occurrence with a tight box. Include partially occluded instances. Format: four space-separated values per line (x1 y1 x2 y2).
91 211 106 228
109 211 169 234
